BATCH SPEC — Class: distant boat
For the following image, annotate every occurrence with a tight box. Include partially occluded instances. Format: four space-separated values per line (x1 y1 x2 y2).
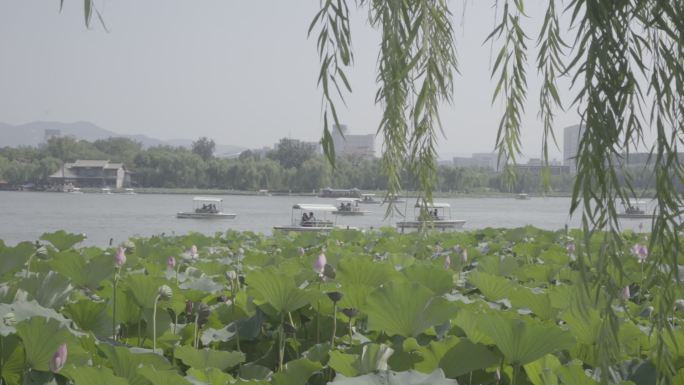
382 193 405 204
359 193 381 204
319 187 361 198
68 187 83 194
617 200 653 219
397 202 466 232
274 203 341 232
101 187 112 194
257 189 271 196
176 197 237 219
123 188 136 195
333 198 371 216
515 193 531 200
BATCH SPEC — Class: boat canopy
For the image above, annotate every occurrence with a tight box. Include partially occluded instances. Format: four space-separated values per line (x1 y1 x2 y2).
627 199 648 205
336 197 361 202
361 193 376 197
293 203 338 212
193 197 223 203
413 202 451 209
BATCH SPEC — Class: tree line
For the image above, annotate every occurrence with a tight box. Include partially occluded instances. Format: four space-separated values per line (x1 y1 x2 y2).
0 135 601 194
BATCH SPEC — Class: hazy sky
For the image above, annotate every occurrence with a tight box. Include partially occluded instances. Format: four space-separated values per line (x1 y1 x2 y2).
0 1 580 160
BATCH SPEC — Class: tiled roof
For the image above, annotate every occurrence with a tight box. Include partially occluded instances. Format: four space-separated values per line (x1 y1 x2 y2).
73 160 110 168
104 163 123 169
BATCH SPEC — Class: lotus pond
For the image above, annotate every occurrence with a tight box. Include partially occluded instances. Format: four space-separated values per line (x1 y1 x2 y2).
0 227 681 385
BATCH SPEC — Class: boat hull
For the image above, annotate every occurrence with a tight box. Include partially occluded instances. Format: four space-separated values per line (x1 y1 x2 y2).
273 225 334 232
333 210 370 216
396 220 466 232
617 213 653 219
176 212 237 219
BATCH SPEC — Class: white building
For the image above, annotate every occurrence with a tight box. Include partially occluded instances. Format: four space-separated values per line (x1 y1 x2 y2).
563 124 585 174
331 124 375 158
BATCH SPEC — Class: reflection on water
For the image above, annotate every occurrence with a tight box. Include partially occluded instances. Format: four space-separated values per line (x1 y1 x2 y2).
0 191 652 246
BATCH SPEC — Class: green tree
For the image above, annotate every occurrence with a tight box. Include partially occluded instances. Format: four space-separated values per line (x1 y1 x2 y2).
267 138 317 169
191 137 215 162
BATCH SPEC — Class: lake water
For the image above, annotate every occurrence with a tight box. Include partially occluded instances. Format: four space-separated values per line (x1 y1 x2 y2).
0 191 651 246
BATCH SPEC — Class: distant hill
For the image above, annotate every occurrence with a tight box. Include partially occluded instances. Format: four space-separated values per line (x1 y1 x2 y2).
0 121 245 157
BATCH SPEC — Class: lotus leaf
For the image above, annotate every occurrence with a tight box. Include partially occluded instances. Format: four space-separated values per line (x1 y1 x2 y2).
238 364 273 381
0 299 76 336
40 230 86 251
175 345 245 370
438 338 500 378
63 300 111 338
99 344 173 385
524 354 562 385
556 360 597 385
401 336 460 373
60 366 129 385
138 365 192 385
126 274 166 309
510 287 555 320
271 358 323 385
51 250 113 289
402 264 454 295
328 343 394 377
330 369 458 385
15 317 89 372
469 271 517 301
247 267 315 313
363 282 458 337
0 242 34 277
336 256 398 288
179 276 224 294
1 335 24 385
185 367 235 385
479 313 575 365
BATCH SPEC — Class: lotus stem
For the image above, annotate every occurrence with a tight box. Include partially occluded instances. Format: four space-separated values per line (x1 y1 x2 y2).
112 268 120 340
193 313 199 349
348 317 353 345
330 302 337 349
152 294 160 352
278 313 285 372
232 290 241 351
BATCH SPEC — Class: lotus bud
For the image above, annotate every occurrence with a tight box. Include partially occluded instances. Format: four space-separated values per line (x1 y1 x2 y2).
622 286 631 300
434 244 443 254
2 312 16 326
217 294 228 303
298 247 305 256
226 270 237 281
342 308 359 319
49 343 68 373
238 247 244 255
158 285 173 300
640 305 654 318
114 247 126 267
185 300 194 315
190 245 198 258
452 245 462 254
327 291 343 303
461 249 468 264
276 248 282 254
444 254 451 269
167 256 176 270
313 253 327 275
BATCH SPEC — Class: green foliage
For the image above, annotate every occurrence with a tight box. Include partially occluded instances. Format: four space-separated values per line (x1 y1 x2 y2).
174 345 245 371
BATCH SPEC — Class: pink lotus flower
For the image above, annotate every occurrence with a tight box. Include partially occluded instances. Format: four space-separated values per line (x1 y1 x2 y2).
313 252 327 275
49 343 67 373
622 286 631 300
461 249 468 264
444 254 451 269
167 256 176 270
114 247 126 267
190 245 198 259
633 244 648 263
566 243 576 254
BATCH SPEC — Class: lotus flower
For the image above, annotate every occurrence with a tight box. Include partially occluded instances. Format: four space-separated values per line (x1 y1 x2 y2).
566 242 576 254
49 343 67 373
114 247 126 267
633 244 648 263
622 286 631 300
444 254 451 269
167 256 176 270
190 245 198 259
314 252 327 275
226 270 237 281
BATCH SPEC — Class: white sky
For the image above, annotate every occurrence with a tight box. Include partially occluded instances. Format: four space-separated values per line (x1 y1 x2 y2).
0 1 581 160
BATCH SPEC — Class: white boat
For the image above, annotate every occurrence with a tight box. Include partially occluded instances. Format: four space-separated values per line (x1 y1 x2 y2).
68 187 84 194
101 187 113 194
177 197 237 219
274 203 341 232
360 193 381 204
617 200 653 219
333 198 371 216
515 193 530 200
123 188 136 195
396 202 466 232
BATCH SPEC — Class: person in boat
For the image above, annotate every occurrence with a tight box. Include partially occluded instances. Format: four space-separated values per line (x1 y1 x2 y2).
301 212 309 226
308 212 316 223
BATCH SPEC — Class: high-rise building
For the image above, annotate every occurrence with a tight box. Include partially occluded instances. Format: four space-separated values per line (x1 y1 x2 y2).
453 152 499 171
563 124 585 174
331 124 375 158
